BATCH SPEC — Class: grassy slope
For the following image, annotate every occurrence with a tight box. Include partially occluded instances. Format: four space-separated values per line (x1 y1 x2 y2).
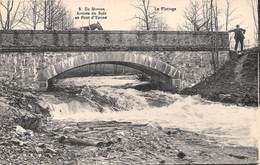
180 48 259 106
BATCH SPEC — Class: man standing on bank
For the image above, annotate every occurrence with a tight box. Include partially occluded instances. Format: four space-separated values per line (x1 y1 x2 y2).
228 25 246 52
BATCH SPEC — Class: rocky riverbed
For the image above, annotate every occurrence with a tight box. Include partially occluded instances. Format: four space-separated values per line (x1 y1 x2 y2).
0 111 258 164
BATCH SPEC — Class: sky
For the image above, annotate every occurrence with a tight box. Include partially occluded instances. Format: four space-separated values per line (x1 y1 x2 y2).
63 0 258 46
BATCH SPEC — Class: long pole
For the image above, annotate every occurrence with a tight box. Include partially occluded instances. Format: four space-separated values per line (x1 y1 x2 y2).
257 0 260 47
44 0 47 30
210 0 216 73
215 1 219 68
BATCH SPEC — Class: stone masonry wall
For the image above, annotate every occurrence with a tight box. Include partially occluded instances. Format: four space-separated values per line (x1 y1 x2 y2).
0 51 229 89
0 30 229 52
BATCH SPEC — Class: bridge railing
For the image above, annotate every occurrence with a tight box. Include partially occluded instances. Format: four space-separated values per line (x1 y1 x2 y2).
0 30 229 52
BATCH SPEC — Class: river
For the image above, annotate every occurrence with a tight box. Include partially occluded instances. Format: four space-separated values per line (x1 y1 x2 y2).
40 75 258 148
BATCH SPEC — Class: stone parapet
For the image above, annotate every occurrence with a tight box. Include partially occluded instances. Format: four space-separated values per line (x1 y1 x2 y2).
0 30 229 52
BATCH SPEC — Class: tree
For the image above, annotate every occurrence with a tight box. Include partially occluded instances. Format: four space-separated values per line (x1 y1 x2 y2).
23 0 43 30
151 16 169 31
209 0 217 73
224 0 238 49
224 0 237 31
183 0 210 31
0 0 27 30
133 0 167 31
257 0 260 47
45 0 63 30
182 0 220 72
182 0 230 72
41 0 73 30
52 7 74 30
183 0 227 32
250 0 258 45
201 0 211 31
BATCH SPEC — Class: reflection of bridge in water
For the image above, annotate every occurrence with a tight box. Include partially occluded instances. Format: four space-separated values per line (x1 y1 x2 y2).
0 30 229 91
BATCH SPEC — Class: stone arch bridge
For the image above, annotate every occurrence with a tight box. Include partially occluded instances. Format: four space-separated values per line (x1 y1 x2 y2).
0 30 229 91
38 52 182 91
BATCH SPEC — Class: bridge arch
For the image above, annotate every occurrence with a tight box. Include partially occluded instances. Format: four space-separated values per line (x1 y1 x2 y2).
37 52 183 91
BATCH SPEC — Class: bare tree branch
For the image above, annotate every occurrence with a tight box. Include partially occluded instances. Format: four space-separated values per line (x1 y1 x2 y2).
0 1 8 9
224 0 237 31
132 0 168 31
251 0 258 31
0 0 27 30
0 11 5 29
10 0 21 27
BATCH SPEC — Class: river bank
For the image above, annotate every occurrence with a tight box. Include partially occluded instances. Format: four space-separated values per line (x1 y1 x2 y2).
0 106 258 164
180 49 259 107
2 118 258 164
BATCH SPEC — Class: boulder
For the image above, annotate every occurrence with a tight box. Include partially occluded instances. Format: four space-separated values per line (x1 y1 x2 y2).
15 112 42 131
177 151 186 159
15 125 27 136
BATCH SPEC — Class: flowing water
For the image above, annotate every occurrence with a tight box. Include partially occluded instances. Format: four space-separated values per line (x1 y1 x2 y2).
40 76 258 148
